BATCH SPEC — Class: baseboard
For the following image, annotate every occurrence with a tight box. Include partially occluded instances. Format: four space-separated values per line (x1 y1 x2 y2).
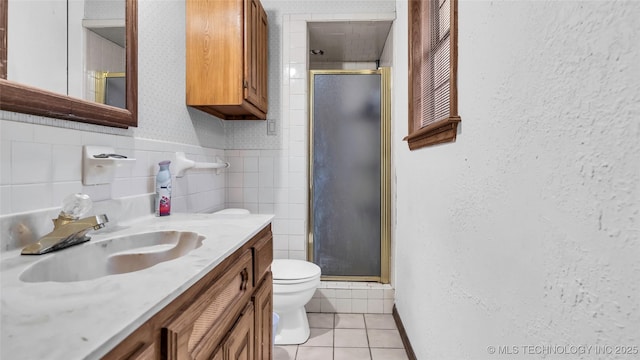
392 304 417 360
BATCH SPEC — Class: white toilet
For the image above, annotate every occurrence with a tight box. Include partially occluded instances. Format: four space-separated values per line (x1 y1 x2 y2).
272 259 321 345
212 208 251 215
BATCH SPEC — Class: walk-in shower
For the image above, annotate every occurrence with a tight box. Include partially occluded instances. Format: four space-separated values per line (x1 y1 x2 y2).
308 68 391 283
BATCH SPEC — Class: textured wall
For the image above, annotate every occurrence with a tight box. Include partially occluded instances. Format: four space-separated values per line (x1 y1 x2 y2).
393 0 640 359
133 0 224 147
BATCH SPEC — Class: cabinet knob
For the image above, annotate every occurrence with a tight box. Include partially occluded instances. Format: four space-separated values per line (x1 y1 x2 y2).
243 81 248 89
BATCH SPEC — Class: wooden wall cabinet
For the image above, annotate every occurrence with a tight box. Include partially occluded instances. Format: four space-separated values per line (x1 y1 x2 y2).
186 0 268 120
103 225 273 360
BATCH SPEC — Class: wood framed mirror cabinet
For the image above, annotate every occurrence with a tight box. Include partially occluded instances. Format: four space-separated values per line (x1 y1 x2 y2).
0 0 137 128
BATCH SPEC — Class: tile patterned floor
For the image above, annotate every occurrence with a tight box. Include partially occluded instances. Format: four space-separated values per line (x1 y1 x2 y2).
274 313 409 360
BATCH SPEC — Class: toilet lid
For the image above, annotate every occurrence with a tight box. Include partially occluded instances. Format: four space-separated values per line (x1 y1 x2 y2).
272 259 321 281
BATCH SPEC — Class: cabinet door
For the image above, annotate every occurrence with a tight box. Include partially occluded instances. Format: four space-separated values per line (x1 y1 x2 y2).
162 250 254 360
257 2 268 112
253 272 273 360
252 231 273 287
244 0 267 112
225 303 255 360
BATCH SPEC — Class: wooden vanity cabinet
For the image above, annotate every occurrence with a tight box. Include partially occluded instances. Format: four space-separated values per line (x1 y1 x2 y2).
102 225 273 360
186 0 268 120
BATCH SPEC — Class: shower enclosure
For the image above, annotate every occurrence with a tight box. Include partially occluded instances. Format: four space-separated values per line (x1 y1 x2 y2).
309 69 390 283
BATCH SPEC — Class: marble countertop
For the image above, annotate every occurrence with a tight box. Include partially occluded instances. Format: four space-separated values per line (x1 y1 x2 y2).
0 213 273 360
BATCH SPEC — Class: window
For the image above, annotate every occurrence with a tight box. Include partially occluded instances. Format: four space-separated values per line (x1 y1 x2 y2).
406 0 461 150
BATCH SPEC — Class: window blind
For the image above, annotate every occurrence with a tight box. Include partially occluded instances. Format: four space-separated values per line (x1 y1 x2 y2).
420 0 451 127
406 0 460 150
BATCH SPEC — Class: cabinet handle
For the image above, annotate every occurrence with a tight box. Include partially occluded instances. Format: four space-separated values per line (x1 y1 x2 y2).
240 269 249 291
243 80 248 89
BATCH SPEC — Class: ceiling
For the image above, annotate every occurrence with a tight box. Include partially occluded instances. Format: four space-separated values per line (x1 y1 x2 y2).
308 21 393 63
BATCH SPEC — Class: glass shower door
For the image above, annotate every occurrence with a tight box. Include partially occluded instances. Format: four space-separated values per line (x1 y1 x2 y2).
309 69 390 282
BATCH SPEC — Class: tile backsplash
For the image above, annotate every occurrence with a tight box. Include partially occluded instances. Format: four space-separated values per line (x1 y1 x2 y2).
0 120 225 216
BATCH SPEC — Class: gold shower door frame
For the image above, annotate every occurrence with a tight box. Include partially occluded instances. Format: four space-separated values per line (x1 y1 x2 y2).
94 72 126 105
307 68 391 284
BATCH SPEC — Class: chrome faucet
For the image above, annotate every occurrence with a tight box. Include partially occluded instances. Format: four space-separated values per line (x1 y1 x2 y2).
21 194 109 255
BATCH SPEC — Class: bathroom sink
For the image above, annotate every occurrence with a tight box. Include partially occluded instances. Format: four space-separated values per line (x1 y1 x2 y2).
20 231 205 283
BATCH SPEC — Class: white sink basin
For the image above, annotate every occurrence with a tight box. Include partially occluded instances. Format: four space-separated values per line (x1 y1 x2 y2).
20 231 205 283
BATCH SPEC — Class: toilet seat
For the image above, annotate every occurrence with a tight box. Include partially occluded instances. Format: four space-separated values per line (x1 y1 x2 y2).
272 259 321 284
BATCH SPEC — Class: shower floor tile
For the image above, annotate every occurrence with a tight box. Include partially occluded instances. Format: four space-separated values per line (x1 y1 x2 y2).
274 313 409 360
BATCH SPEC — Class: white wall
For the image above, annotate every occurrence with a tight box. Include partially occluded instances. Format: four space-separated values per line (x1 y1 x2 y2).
393 1 640 358
134 0 225 146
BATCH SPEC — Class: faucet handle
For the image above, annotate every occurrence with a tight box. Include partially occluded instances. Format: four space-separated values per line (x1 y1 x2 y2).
61 193 93 219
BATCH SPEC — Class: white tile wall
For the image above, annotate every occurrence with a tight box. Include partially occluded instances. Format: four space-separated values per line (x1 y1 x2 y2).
0 120 225 216
84 30 126 102
225 10 397 307
225 149 300 255
306 282 395 314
